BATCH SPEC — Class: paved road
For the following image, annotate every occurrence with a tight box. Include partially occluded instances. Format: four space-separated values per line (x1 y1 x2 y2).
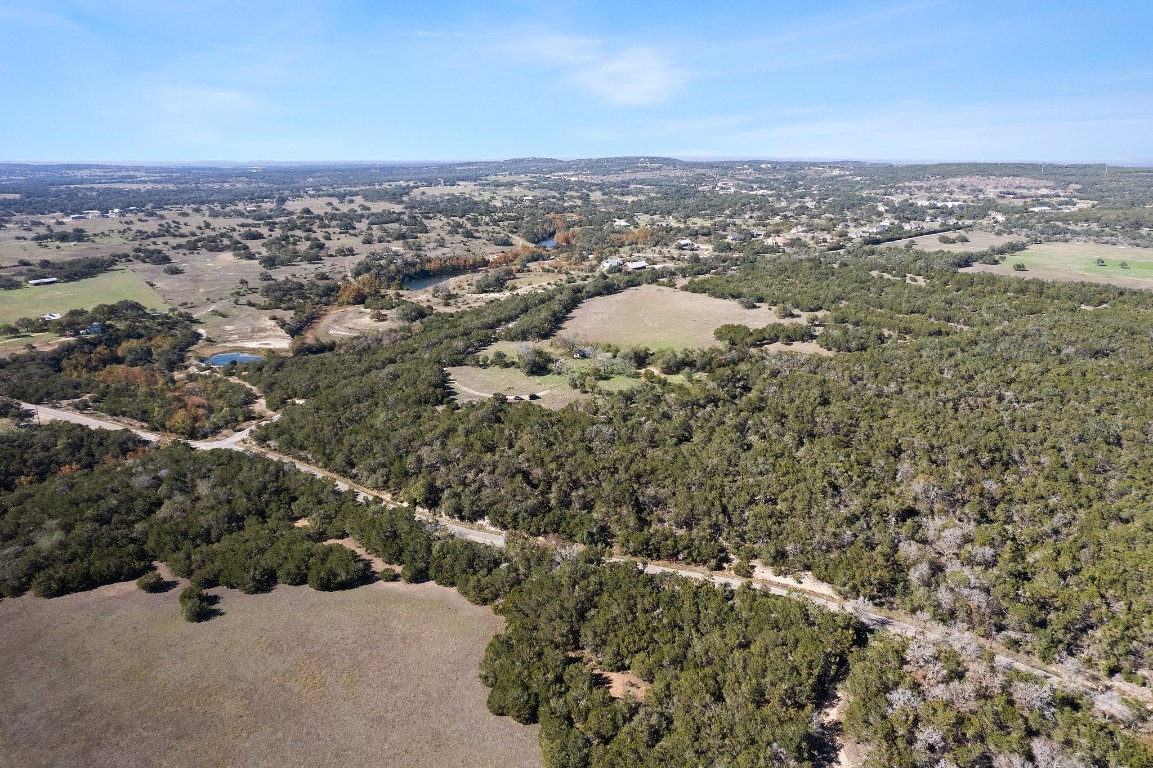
22 401 1150 713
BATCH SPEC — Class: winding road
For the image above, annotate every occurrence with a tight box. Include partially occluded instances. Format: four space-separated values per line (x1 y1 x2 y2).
20 400 1151 716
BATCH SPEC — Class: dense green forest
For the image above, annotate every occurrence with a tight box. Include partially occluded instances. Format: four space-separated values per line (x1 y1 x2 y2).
2 416 1150 765
0 422 368 599
245 248 1153 682
0 301 255 437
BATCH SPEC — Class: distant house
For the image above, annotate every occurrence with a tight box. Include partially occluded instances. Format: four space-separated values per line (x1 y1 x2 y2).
68 214 86 221
79 322 104 336
40 313 62 321
601 258 624 270
625 260 649 271
612 218 630 227
677 239 698 250
27 278 60 286
727 232 746 242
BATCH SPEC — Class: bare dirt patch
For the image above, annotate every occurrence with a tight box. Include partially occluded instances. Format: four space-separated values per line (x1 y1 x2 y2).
195 304 291 351
312 306 395 342
0 582 542 768
323 536 392 574
557 284 795 350
573 652 651 702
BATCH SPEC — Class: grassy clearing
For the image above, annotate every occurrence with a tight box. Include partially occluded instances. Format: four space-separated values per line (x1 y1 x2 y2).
0 268 168 325
882 229 1016 253
964 242 1153 288
446 365 593 410
556 284 790 350
0 580 542 768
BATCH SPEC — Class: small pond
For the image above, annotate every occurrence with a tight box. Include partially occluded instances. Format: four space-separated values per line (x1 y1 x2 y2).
206 352 264 366
538 239 557 249
402 270 480 290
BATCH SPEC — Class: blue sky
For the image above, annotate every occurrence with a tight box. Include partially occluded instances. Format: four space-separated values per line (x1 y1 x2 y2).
1 0 1151 162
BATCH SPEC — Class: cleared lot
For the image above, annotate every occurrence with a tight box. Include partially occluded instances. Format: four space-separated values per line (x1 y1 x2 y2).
556 284 793 350
0 580 542 768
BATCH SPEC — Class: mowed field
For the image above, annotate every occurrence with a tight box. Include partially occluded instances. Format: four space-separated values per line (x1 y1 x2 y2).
556 284 791 350
0 580 542 768
0 268 168 325
963 242 1153 288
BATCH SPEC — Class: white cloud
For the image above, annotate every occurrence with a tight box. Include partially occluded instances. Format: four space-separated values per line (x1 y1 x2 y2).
565 45 682 106
523 35 684 107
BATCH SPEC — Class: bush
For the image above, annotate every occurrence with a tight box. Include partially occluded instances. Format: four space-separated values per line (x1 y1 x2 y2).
179 585 212 622
307 545 371 591
136 571 166 593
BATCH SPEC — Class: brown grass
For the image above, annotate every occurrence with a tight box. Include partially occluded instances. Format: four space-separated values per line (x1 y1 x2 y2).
556 284 801 350
880 230 1016 253
0 581 541 768
445 365 588 410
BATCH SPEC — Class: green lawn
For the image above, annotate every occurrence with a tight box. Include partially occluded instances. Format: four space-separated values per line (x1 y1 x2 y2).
971 242 1153 287
0 268 168 325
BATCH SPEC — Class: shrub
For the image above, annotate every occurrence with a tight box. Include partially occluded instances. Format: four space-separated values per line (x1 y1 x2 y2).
179 585 212 622
307 545 371 591
136 571 166 593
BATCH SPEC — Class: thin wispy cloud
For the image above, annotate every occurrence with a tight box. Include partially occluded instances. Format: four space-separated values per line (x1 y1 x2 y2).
523 35 685 106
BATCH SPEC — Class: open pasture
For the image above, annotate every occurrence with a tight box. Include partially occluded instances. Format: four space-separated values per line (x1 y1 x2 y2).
963 241 1153 288
0 580 542 768
555 284 790 350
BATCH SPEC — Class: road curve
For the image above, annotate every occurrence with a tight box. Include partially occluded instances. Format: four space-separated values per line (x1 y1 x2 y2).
20 401 1150 712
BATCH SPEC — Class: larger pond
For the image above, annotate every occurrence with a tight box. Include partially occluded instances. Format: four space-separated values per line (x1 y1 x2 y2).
206 352 264 366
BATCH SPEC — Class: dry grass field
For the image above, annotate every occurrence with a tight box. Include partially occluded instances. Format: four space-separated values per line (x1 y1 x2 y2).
556 284 792 350
446 365 588 410
881 229 1016 253
962 241 1153 288
0 580 542 768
